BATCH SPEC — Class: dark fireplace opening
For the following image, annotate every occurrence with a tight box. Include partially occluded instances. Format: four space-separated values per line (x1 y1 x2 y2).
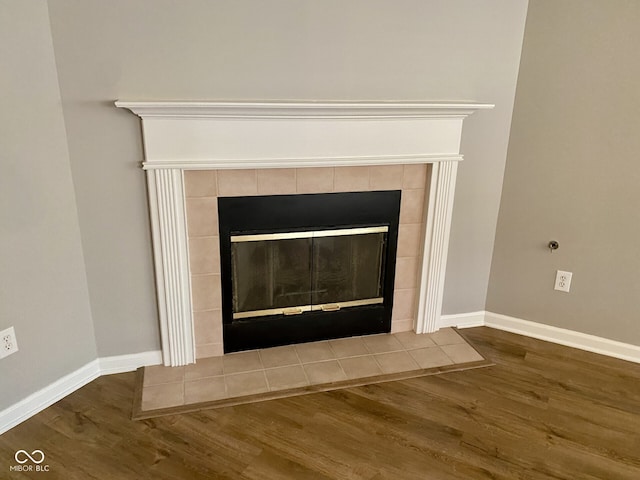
218 191 401 353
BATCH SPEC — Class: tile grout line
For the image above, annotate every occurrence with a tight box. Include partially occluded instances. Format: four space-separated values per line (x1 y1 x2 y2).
364 337 405 373
326 341 349 381
143 365 186 388
262 369 271 392
294 345 313 387
438 345 458 365
220 353 230 399
370 349 387 374
256 350 273 392
293 168 298 194
221 373 229 399
401 340 421 371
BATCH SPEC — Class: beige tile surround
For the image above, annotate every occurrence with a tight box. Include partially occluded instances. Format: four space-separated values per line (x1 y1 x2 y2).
184 164 432 359
141 328 484 412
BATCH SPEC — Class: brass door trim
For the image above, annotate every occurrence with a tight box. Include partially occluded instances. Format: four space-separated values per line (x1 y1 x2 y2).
232 297 384 320
231 226 388 243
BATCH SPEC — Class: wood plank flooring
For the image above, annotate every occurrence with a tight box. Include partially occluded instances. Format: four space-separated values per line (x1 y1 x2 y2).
1 327 639 479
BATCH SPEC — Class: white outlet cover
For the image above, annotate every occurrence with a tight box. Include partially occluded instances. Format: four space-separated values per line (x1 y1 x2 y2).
0 326 19 359
554 270 573 293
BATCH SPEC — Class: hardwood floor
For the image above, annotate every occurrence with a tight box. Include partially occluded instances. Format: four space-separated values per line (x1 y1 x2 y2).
1 327 639 479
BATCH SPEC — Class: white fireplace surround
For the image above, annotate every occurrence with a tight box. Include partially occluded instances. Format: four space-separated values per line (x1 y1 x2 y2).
116 101 493 366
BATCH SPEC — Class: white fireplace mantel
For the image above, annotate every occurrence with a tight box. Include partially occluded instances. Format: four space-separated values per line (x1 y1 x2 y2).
116 101 493 366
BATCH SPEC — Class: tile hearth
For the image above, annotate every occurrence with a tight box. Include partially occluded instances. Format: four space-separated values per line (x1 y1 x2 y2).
136 328 489 418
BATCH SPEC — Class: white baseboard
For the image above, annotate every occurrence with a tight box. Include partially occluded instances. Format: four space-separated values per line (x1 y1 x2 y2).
0 350 162 435
0 360 100 436
484 312 640 364
98 350 162 375
439 311 640 364
439 311 486 329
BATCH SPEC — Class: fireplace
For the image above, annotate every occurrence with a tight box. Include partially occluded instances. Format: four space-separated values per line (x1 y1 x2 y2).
115 101 493 366
218 191 401 352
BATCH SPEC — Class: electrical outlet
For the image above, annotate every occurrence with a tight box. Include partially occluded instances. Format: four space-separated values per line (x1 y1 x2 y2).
0 326 19 359
554 270 573 293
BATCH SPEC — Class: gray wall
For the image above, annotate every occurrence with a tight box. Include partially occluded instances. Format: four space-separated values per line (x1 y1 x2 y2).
46 0 528 356
0 0 97 408
487 0 640 344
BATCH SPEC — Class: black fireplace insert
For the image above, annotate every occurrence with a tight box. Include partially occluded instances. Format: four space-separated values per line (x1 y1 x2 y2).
218 191 401 353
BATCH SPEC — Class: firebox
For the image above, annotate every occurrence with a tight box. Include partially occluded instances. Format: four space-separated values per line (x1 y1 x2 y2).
218 191 401 352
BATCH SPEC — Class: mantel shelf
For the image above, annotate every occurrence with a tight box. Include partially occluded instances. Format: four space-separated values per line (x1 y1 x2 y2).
115 100 494 119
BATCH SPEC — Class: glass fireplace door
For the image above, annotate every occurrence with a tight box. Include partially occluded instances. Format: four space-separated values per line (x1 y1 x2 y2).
231 237 312 319
230 226 387 320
